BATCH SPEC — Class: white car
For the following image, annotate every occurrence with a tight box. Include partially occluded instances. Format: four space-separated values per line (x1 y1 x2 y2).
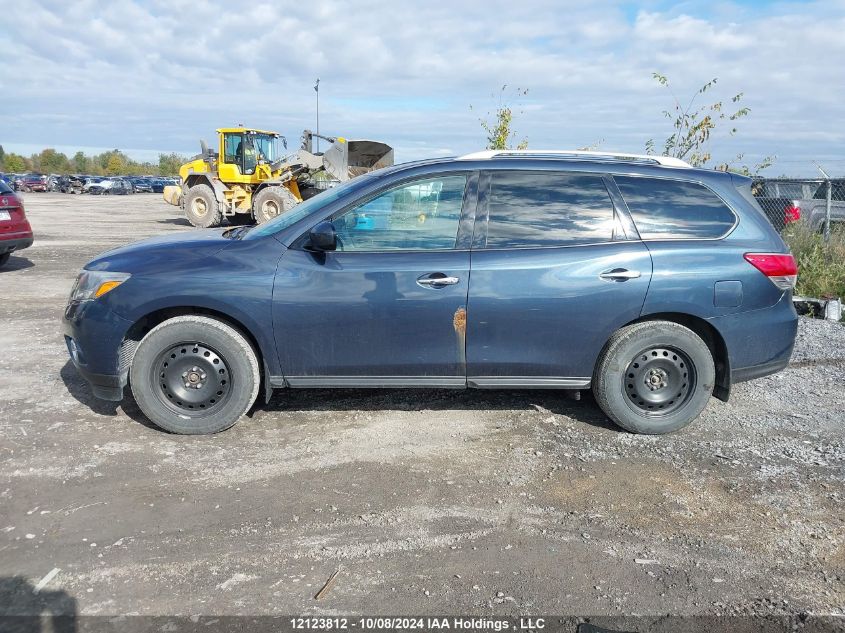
87 179 133 195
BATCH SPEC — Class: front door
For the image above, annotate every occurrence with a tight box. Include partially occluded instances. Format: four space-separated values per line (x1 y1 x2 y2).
466 170 653 386
273 173 475 386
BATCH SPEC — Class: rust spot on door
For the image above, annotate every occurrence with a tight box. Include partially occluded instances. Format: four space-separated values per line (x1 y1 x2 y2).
453 307 467 335
454 306 467 369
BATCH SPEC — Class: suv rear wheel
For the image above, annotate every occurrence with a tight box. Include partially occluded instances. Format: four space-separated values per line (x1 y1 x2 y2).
130 316 260 434
593 321 715 434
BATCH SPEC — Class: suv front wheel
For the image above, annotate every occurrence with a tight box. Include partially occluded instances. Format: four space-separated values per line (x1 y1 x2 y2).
593 321 715 434
130 316 260 434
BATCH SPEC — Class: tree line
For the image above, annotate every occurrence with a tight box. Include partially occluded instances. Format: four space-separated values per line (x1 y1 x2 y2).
0 146 188 177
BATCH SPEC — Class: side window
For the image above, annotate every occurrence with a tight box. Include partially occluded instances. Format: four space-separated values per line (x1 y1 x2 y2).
223 133 243 166
485 172 616 248
333 175 467 251
614 176 736 240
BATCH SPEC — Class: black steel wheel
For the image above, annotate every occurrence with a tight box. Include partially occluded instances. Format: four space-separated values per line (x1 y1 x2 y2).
153 342 233 415
593 321 715 434
622 347 696 417
130 316 260 434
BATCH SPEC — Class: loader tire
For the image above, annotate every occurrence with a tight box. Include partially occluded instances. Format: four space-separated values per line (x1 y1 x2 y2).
253 187 298 224
185 184 223 228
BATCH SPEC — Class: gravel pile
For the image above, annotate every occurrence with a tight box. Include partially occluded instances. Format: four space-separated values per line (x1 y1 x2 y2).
790 316 845 363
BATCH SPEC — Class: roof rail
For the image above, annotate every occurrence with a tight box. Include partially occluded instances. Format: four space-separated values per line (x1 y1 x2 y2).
456 149 691 168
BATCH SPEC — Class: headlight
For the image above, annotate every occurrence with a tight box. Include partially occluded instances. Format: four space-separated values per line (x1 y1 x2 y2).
69 270 131 302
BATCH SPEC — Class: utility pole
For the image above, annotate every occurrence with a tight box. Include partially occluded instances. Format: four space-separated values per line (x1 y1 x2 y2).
314 78 320 153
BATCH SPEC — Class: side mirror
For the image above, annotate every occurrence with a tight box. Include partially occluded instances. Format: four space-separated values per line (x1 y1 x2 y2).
309 221 337 251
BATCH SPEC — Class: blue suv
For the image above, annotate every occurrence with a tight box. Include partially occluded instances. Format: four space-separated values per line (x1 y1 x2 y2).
64 151 798 435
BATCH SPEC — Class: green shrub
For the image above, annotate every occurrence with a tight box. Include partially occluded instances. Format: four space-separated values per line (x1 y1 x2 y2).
782 223 845 299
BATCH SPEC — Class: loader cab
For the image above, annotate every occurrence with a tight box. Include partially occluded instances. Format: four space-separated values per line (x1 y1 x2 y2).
218 128 286 181
219 130 251 179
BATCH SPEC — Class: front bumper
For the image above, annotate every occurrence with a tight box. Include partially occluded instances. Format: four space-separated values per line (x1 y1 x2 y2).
66 338 128 401
0 235 34 255
63 299 134 401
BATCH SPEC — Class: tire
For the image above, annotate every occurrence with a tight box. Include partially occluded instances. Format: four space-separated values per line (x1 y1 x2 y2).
130 316 260 434
0 253 10 268
592 321 715 435
184 184 223 228
252 186 298 224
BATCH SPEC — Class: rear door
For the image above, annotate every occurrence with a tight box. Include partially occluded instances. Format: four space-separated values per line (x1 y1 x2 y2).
466 170 652 386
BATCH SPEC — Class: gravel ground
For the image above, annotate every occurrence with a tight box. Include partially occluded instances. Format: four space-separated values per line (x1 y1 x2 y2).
0 193 843 620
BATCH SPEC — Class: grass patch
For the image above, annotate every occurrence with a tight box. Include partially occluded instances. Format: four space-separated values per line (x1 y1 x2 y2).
782 223 845 299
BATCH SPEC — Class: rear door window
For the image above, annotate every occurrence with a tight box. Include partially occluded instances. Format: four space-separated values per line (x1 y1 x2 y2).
614 176 736 240
484 171 616 248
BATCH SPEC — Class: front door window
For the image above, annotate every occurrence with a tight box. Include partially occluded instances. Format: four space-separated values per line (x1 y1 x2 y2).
333 175 467 251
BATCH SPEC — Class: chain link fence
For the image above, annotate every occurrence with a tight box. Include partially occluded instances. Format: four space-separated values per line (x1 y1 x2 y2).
752 176 845 318
751 177 845 236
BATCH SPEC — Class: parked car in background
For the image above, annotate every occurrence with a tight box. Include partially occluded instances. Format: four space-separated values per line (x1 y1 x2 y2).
0 179 34 267
88 178 134 195
753 178 845 232
82 177 105 193
46 175 62 192
64 150 798 436
148 178 167 193
20 174 47 192
129 177 153 193
57 175 85 194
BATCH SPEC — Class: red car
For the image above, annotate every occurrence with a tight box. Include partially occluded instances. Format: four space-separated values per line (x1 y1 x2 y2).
21 174 47 192
0 180 33 267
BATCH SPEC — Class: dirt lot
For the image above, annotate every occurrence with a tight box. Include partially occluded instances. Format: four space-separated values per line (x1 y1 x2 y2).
0 193 843 619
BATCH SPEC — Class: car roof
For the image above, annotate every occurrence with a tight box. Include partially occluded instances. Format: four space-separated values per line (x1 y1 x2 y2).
457 149 691 168
379 153 738 186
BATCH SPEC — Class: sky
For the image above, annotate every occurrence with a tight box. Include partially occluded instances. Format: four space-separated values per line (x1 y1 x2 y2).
3 0 845 176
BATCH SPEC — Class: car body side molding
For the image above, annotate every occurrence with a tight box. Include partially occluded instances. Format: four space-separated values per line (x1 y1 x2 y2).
270 376 591 389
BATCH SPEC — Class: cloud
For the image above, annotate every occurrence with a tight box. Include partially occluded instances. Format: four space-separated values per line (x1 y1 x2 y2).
2 0 844 175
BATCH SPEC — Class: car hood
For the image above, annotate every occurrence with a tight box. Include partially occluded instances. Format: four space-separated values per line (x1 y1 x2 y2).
85 228 234 274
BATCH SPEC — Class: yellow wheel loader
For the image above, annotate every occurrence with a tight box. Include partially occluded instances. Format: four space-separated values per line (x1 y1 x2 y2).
163 128 393 228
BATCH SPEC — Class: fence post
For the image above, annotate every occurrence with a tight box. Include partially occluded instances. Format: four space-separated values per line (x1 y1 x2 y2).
815 163 833 243
824 178 832 243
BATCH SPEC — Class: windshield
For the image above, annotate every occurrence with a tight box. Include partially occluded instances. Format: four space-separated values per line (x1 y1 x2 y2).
247 175 376 239
248 133 286 163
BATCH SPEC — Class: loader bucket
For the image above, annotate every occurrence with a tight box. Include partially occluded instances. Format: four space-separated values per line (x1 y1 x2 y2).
321 139 394 181
163 185 182 207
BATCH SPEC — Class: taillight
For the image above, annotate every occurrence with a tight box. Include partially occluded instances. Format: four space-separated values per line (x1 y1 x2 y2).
744 253 798 291
784 204 801 224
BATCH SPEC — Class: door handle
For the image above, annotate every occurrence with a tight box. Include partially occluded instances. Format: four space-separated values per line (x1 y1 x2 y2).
599 268 641 281
417 274 460 288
